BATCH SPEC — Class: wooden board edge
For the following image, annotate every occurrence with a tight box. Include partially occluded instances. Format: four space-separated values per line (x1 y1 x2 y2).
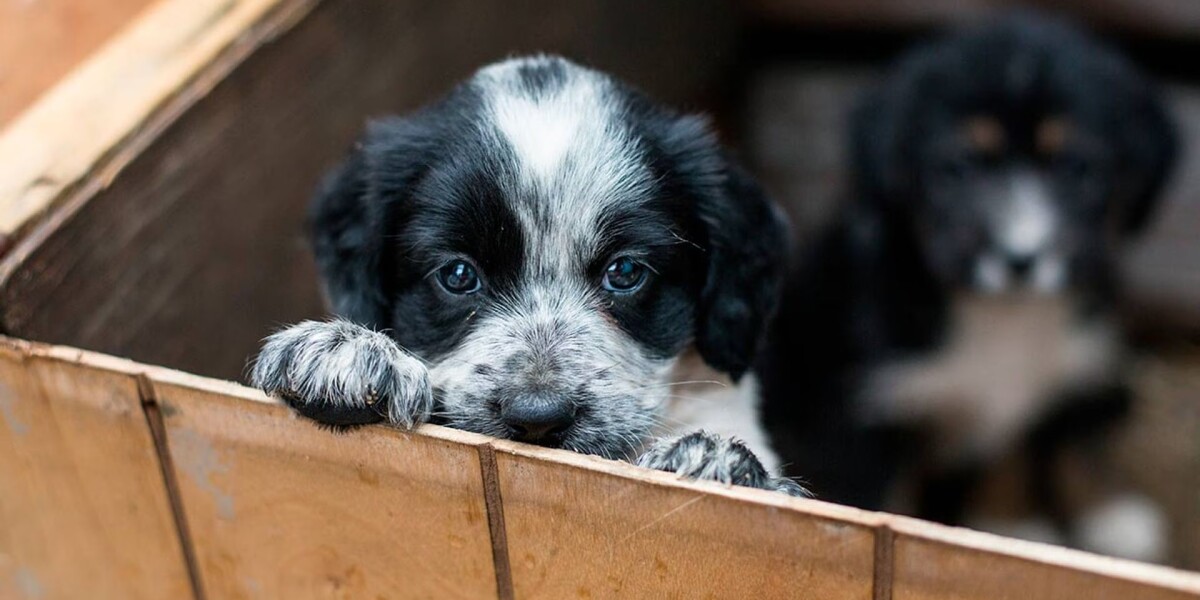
0 0 319 255
887 513 1200 595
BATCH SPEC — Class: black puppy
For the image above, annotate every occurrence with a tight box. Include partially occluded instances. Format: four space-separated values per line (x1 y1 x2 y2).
758 15 1177 560
251 55 804 496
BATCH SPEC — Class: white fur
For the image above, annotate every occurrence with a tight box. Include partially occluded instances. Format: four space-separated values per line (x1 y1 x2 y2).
477 56 654 276
1076 493 1168 563
657 370 782 474
1000 173 1057 257
864 295 1118 463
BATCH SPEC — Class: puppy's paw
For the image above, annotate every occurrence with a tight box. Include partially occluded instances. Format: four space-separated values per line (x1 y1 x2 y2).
636 431 809 497
250 319 431 428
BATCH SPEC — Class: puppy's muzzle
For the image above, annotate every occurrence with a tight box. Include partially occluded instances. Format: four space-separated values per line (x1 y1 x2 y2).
500 391 577 444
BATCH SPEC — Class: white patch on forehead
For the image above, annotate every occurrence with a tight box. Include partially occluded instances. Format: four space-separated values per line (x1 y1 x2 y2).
1000 173 1057 257
474 57 655 272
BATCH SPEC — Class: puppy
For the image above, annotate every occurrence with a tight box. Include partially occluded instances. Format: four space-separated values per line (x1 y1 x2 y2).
758 15 1177 559
251 55 803 496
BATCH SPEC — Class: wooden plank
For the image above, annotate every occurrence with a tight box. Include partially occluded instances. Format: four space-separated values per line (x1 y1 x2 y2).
0 0 735 381
149 375 500 599
491 440 879 599
890 517 1200 599
745 0 1200 39
0 0 157 127
0 0 313 244
0 339 194 599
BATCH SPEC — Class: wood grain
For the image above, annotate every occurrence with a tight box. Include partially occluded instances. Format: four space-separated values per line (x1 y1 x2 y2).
0 0 312 242
150 377 499 599
0 0 157 126
491 440 879 599
0 339 193 599
890 517 1200 599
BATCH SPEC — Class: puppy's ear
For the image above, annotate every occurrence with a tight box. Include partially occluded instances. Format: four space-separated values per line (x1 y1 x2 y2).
1112 76 1178 236
664 117 790 380
310 117 436 327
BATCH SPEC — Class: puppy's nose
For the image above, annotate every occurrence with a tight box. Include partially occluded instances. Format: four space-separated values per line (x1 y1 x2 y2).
501 393 575 443
1007 253 1035 279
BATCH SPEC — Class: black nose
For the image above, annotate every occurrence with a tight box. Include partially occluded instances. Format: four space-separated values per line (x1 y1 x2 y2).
501 393 576 443
1007 254 1035 278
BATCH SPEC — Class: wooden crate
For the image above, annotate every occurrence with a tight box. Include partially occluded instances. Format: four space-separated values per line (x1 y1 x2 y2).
1 0 1199 598
4 337 1200 599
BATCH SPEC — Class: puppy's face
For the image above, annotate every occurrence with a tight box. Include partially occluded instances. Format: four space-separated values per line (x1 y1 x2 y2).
858 18 1176 295
311 57 786 458
912 112 1116 293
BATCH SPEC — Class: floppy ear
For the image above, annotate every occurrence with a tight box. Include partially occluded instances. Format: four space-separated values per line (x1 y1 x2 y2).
309 117 437 328
663 117 790 379
1111 75 1178 236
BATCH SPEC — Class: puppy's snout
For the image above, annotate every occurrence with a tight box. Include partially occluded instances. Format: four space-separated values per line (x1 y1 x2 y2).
1006 252 1035 279
501 392 576 443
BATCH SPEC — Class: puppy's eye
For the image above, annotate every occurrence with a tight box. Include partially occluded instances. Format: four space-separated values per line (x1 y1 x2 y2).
602 257 647 293
436 260 482 294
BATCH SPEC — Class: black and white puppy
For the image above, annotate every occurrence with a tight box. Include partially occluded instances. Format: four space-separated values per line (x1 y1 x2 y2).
758 16 1177 559
251 55 803 496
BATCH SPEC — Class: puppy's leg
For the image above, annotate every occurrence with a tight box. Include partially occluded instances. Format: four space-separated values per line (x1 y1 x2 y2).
251 319 432 428
637 431 810 497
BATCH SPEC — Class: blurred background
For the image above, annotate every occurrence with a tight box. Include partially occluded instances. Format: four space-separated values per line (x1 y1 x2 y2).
2 0 1197 570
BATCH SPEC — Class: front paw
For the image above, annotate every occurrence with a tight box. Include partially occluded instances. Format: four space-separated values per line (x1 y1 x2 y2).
250 319 432 428
637 431 809 497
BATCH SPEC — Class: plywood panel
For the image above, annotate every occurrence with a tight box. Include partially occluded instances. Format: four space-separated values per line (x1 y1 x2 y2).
151 377 500 599
891 519 1200 600
0 340 194 599
0 0 157 126
492 441 878 599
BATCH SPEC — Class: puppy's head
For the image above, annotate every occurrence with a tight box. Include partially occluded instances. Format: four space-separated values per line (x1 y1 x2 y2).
853 15 1177 294
310 56 786 458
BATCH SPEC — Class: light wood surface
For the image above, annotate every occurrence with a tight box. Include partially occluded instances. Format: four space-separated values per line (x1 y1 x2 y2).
0 340 193 599
152 379 500 599
3 336 1200 598
493 439 878 598
0 0 157 126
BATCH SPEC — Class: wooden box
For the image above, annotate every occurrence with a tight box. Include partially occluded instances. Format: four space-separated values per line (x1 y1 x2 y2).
1 0 1199 598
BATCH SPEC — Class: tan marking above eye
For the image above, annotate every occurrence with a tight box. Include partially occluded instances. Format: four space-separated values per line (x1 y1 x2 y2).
964 116 1005 154
1037 117 1069 156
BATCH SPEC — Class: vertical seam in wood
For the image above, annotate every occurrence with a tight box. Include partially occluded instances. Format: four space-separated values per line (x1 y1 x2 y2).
136 374 208 600
873 522 895 600
477 443 515 600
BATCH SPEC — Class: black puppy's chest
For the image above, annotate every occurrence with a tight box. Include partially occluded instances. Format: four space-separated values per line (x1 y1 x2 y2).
858 294 1119 465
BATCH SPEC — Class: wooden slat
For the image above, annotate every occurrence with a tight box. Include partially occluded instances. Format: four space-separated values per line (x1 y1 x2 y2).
149 375 500 599
491 440 879 599
890 517 1200 600
0 0 157 127
0 0 313 244
0 340 193 599
4 337 1200 598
